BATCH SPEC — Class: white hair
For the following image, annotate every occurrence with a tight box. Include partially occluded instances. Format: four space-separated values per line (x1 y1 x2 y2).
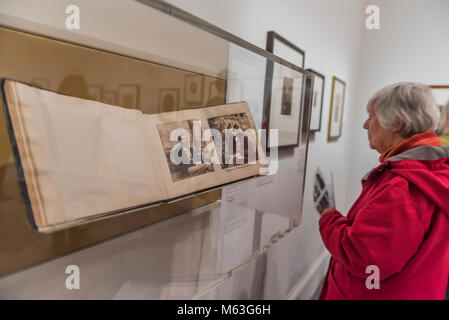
368 82 440 138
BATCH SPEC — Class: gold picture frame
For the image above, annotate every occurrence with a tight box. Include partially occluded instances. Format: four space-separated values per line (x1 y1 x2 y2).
328 76 346 141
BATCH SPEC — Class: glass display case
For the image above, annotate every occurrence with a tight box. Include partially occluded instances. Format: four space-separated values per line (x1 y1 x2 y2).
0 0 312 298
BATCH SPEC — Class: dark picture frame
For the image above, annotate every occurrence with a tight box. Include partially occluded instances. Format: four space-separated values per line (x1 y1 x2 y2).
266 31 305 68
328 76 346 141
263 31 306 149
306 69 325 132
300 74 314 144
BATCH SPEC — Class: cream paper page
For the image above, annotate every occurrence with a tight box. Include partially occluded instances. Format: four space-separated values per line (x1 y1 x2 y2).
5 80 166 229
4 80 46 228
146 102 261 199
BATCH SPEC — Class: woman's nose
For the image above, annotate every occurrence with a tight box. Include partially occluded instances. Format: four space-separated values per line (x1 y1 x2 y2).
363 119 369 129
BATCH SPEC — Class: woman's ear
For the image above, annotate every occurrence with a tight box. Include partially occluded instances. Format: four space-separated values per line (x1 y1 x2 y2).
392 119 405 133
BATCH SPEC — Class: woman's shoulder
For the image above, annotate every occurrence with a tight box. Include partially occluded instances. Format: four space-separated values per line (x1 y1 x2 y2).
367 159 449 210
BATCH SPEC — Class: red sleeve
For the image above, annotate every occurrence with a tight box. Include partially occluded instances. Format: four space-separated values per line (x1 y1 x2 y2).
319 178 425 280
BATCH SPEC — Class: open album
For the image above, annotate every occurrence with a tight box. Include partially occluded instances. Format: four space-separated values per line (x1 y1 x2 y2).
2 79 265 233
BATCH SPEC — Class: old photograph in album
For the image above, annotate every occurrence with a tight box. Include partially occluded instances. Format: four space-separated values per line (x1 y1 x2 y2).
207 112 256 169
1 79 264 233
147 101 262 200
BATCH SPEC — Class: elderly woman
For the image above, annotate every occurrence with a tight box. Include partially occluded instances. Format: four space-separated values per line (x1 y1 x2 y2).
319 82 449 300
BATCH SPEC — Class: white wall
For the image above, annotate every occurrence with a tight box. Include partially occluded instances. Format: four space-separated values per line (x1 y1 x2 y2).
0 0 229 76
166 0 366 298
346 0 449 208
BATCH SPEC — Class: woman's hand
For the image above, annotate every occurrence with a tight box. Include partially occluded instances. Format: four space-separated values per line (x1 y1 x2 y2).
321 207 336 216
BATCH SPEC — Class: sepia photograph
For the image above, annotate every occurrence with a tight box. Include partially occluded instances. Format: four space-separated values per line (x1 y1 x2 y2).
207 112 256 169
157 120 214 182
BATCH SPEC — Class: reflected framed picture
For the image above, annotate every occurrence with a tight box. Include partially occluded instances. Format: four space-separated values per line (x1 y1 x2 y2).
103 90 118 105
430 85 449 107
119 84 140 109
87 85 103 102
306 69 325 132
263 31 306 149
209 81 218 99
159 88 180 112
184 74 203 105
328 76 346 141
206 78 227 106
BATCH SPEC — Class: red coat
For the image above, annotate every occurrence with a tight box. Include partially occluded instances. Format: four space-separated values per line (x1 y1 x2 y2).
319 146 449 299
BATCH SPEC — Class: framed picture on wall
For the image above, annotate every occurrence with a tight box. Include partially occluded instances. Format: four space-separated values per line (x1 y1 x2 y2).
306 69 325 132
266 31 305 68
430 85 449 107
263 31 306 149
300 74 314 144
159 88 180 112
184 74 204 105
328 76 346 141
119 84 140 109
